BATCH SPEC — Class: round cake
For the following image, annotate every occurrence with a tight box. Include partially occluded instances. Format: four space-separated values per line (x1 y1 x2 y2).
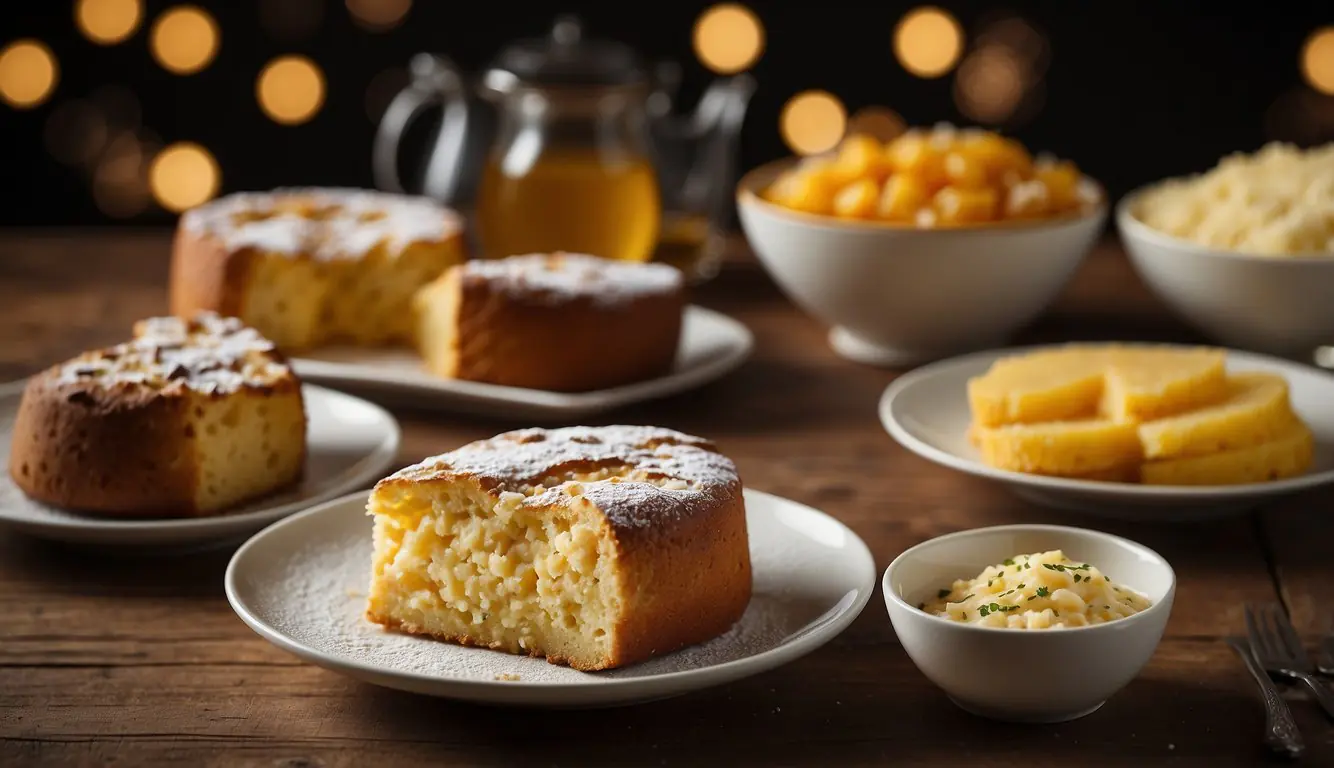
413 252 686 391
8 313 306 518
170 187 466 351
365 425 751 670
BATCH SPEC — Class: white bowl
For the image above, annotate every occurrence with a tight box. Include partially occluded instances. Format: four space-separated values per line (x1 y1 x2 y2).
736 161 1107 367
1117 190 1334 357
883 524 1175 723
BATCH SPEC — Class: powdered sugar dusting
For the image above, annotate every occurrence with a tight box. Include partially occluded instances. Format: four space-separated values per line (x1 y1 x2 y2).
462 253 682 309
182 188 461 260
382 426 740 530
54 312 290 394
240 492 857 686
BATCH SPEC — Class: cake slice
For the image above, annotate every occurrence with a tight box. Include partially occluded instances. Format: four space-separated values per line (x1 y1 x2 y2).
1138 372 1295 459
973 419 1142 476
1140 421 1314 485
1100 346 1228 422
365 426 751 671
413 253 685 392
967 345 1110 428
8 313 306 517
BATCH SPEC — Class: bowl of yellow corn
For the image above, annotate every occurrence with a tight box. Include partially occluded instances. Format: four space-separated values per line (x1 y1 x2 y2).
736 124 1106 367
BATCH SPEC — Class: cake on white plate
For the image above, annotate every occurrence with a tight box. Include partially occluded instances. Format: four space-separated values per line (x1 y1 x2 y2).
170 188 466 351
413 252 685 391
365 425 751 671
8 313 306 517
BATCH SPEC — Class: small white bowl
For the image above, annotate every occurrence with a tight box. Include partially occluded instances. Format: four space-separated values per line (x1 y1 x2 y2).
1117 190 1334 357
737 160 1107 367
883 524 1175 723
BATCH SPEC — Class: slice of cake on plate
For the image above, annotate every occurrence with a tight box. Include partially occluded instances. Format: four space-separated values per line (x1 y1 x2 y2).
8 313 306 517
365 425 751 671
413 252 685 391
170 188 466 350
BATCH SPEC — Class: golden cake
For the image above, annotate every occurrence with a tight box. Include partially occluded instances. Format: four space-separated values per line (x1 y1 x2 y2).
365 425 751 671
8 313 306 517
414 253 685 391
170 188 465 351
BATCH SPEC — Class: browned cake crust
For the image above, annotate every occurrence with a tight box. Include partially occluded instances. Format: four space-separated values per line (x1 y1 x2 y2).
417 253 686 392
367 426 751 670
8 314 306 518
170 188 466 350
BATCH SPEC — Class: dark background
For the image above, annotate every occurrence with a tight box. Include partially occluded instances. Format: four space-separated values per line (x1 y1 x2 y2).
2 0 1332 226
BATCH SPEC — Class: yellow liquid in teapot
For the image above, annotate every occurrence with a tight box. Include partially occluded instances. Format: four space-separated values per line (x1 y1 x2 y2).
476 149 661 262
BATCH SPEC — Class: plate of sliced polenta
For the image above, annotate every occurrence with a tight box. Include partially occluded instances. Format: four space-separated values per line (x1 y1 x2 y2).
879 343 1334 520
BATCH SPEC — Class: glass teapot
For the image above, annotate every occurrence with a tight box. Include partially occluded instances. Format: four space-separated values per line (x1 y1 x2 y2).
373 16 755 280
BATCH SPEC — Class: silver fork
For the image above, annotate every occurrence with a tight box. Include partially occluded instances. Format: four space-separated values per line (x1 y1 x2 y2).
1227 637 1304 758
1246 603 1334 720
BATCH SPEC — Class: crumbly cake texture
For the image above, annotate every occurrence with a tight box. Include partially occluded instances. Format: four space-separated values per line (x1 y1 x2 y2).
365 425 751 671
8 313 306 517
414 253 685 392
170 188 466 350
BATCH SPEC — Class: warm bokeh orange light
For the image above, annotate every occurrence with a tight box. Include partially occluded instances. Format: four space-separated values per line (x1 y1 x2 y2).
954 46 1025 124
693 4 765 75
346 0 412 32
150 6 220 75
95 139 151 218
1301 27 1334 96
0 40 58 109
257 56 326 125
76 0 143 45
847 106 907 142
893 7 964 78
150 142 220 211
780 90 847 155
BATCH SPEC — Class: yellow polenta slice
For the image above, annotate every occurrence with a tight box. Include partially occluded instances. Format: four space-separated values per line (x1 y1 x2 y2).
1138 372 1294 459
1100 346 1228 422
974 419 1142 476
967 346 1109 427
1140 421 1314 486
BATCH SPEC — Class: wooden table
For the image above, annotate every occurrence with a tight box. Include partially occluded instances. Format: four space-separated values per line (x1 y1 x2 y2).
2 232 1331 766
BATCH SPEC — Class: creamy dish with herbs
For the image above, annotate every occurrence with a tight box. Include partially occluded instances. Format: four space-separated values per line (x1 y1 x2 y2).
919 550 1152 629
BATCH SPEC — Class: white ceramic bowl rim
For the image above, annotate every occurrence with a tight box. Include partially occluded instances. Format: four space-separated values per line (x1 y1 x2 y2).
1117 185 1334 262
883 523 1177 635
737 158 1109 236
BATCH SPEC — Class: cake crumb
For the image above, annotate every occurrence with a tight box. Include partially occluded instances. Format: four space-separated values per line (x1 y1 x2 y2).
494 672 521 681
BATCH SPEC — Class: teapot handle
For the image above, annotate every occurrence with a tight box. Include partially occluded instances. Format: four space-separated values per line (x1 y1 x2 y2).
372 53 472 202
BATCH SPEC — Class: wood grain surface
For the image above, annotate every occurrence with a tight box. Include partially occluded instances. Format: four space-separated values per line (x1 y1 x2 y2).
1 232 1332 767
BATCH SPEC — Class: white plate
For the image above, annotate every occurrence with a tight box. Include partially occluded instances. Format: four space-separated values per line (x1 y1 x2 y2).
224 488 877 707
880 346 1334 521
290 306 753 419
0 382 400 548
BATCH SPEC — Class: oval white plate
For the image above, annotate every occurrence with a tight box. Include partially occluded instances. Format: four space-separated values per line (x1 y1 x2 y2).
0 382 400 548
225 487 877 707
290 306 753 420
880 346 1334 521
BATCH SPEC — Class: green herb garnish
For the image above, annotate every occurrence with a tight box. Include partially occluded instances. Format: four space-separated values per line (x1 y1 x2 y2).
1035 586 1050 598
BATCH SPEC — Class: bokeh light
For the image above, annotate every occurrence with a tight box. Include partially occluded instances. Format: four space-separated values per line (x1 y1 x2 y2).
894 7 963 78
257 56 326 125
975 13 1049 78
365 67 408 122
76 0 144 45
89 84 141 131
847 106 907 142
260 0 324 42
150 6 220 75
780 90 847 155
150 142 220 212
954 45 1026 124
693 4 765 75
0 40 58 110
1302 27 1334 96
94 135 151 218
346 0 412 32
44 100 109 166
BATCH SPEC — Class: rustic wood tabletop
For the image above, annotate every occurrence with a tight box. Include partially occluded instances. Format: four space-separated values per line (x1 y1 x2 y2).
1 231 1332 767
